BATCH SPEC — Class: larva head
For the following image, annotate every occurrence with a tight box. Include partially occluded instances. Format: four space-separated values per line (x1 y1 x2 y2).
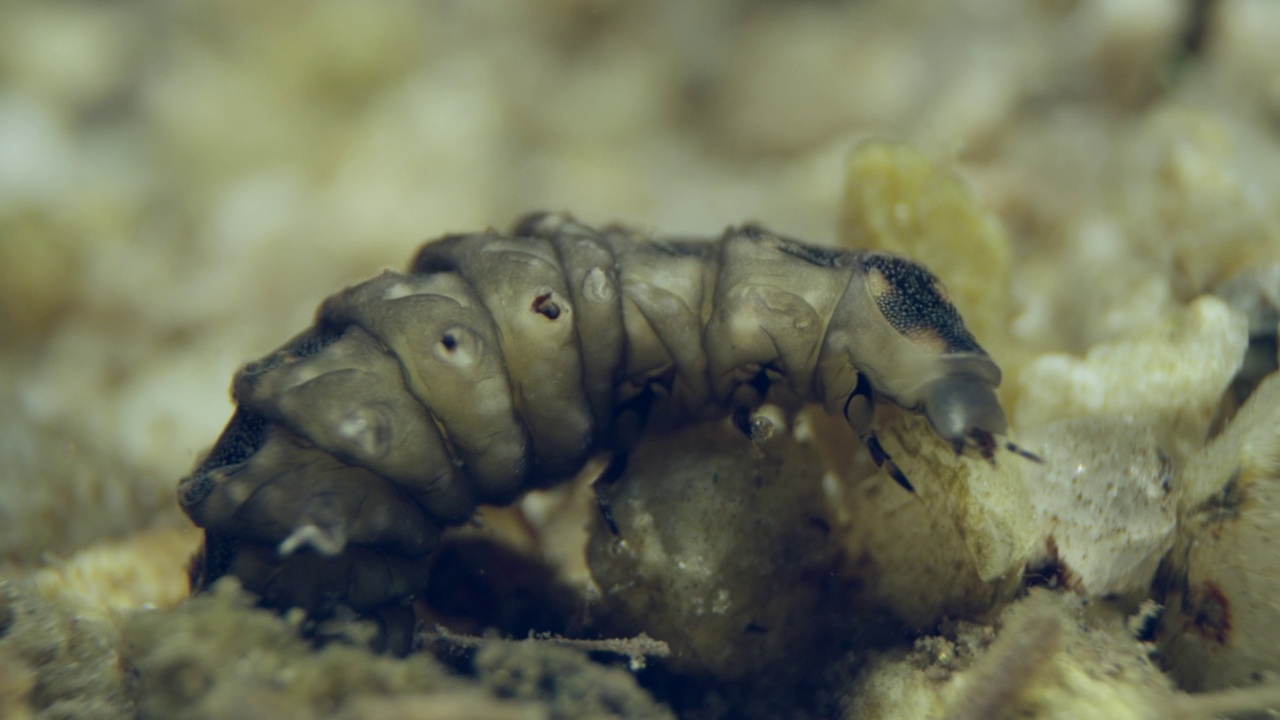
854 252 1013 457
858 252 985 361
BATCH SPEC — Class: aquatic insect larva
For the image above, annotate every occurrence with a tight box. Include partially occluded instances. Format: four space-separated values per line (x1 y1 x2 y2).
177 212 1036 619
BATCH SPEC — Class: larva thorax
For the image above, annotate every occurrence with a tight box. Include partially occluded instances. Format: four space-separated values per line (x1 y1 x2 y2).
178 212 1020 619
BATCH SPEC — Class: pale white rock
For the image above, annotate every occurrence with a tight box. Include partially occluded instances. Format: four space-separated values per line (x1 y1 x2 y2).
1019 417 1175 597
1015 295 1248 463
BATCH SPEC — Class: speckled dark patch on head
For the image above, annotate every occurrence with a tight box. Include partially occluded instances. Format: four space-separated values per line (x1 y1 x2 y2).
861 253 982 354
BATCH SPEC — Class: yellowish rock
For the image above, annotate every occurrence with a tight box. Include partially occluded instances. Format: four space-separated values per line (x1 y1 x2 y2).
25 527 200 619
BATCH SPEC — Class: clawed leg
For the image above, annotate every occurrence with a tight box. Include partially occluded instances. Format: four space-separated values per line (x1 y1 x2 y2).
843 374 1049 492
861 430 915 493
730 367 779 445
593 452 629 536
844 374 916 493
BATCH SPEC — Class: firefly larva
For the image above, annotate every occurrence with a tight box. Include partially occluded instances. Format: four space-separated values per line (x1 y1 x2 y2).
178 212 1034 618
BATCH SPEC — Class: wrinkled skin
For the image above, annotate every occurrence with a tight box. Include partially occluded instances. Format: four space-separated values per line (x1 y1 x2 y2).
178 212 1014 622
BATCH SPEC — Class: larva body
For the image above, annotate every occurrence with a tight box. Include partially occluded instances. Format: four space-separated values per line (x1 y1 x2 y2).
178 213 1014 618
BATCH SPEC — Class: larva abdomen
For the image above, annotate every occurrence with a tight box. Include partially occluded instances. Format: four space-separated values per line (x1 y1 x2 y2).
179 212 1020 617
413 232 596 480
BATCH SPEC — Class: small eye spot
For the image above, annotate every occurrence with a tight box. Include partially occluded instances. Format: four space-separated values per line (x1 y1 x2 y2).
532 292 562 320
434 326 478 367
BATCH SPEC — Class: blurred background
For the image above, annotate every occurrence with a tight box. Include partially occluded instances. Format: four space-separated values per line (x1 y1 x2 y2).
2 0 1279 569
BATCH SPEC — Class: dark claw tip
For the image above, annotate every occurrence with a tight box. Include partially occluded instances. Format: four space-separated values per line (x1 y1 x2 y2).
888 465 916 493
862 432 916 493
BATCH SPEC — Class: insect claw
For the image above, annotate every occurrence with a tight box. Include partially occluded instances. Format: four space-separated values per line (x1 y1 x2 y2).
862 432 915 493
885 462 916 493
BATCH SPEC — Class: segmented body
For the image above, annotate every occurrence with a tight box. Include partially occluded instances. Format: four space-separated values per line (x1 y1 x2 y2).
178 212 1016 617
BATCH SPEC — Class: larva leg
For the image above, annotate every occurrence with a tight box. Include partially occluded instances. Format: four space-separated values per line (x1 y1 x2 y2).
731 407 779 445
844 374 915 493
728 367 778 441
731 407 767 441
593 452 629 537
609 370 675 449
